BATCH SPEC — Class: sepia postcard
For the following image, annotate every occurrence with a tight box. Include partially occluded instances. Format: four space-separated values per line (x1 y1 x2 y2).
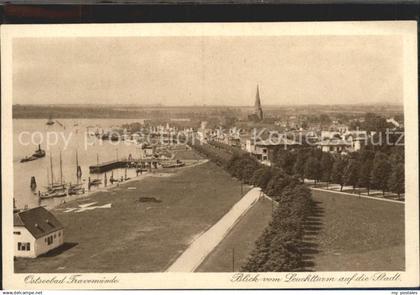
2 21 419 289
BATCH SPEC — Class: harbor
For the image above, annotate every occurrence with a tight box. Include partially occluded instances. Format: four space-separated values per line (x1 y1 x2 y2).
12 118 176 210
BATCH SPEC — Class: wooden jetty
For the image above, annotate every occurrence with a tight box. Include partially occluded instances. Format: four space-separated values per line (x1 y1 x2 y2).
89 158 163 173
89 160 128 173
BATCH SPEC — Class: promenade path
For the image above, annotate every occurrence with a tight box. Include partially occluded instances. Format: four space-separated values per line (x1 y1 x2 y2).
166 187 262 272
311 187 404 205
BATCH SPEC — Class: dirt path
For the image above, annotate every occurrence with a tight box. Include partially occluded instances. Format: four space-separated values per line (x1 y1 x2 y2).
166 187 262 272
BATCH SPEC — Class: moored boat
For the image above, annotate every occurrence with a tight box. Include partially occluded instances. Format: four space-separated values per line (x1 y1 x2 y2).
40 188 67 199
90 179 102 186
32 144 46 158
46 114 55 125
68 183 85 195
20 155 37 163
162 160 185 168
39 152 68 199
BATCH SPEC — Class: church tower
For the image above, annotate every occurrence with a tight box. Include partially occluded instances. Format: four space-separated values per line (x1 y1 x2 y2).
254 85 263 121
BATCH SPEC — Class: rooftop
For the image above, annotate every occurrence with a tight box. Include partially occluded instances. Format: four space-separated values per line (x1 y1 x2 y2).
14 207 63 239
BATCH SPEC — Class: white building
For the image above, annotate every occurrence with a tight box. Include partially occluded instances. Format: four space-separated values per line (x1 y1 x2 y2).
14 207 64 258
317 139 352 154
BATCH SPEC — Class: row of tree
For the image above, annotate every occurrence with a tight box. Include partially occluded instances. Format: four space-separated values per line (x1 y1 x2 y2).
272 147 405 198
189 141 233 166
225 155 312 271
241 183 312 271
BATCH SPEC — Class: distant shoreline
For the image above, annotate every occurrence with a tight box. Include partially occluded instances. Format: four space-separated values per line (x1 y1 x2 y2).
12 103 404 119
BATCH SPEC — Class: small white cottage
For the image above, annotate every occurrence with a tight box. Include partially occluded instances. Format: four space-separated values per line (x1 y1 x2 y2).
14 207 64 258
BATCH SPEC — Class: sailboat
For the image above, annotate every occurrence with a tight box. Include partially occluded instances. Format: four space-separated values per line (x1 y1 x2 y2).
110 170 117 184
40 152 67 199
46 114 55 126
89 154 102 186
68 150 85 195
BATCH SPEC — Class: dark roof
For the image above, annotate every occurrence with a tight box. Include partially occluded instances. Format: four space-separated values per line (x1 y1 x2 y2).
13 207 63 239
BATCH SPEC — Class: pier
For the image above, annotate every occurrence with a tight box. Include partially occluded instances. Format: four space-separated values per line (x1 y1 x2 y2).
89 158 165 173
89 160 128 173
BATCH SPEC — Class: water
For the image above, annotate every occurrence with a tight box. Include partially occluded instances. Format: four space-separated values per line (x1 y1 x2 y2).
13 118 145 209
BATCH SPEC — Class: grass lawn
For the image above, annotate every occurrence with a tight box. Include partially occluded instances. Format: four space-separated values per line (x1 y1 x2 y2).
15 160 250 273
196 197 273 272
306 189 405 271
173 148 203 160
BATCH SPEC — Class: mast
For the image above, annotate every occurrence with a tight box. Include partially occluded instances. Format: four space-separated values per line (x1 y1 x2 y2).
47 166 50 187
50 152 54 185
60 151 63 185
76 150 81 183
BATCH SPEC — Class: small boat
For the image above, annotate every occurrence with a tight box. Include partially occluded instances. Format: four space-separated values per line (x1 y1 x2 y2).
46 115 55 125
68 183 85 195
40 151 68 199
110 134 119 141
55 120 64 128
20 155 37 163
76 150 82 178
32 144 46 158
162 160 185 168
30 176 37 191
40 189 67 199
90 179 102 186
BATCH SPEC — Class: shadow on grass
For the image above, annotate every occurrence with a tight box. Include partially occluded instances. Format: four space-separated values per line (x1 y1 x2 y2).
38 242 78 257
298 200 324 271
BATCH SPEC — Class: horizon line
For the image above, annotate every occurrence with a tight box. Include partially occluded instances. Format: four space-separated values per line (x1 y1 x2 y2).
13 102 404 107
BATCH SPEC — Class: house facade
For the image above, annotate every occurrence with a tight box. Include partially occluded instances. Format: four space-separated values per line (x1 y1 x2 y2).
14 207 64 258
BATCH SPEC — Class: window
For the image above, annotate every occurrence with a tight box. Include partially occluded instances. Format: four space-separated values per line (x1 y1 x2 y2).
47 236 53 245
13 231 21 235
17 242 30 251
58 232 61 237
54 234 56 238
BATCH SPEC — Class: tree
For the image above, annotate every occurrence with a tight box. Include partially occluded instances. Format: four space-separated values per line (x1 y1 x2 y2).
343 159 360 193
371 152 391 196
320 152 334 187
330 158 347 191
358 159 373 195
251 167 272 191
292 150 307 181
320 114 332 126
304 156 321 184
265 171 292 198
273 149 296 175
388 163 404 199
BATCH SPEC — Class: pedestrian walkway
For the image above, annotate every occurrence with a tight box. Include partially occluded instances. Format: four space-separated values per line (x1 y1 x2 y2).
311 187 404 205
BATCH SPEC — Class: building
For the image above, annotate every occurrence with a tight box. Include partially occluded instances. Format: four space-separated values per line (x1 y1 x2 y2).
319 130 368 153
248 85 264 122
250 137 301 165
317 138 352 154
14 207 64 258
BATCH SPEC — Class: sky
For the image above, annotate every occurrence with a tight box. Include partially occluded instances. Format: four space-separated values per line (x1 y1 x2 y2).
12 35 403 106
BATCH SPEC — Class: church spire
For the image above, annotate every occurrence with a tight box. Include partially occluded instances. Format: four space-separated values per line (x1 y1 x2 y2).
255 84 261 109
254 84 263 121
